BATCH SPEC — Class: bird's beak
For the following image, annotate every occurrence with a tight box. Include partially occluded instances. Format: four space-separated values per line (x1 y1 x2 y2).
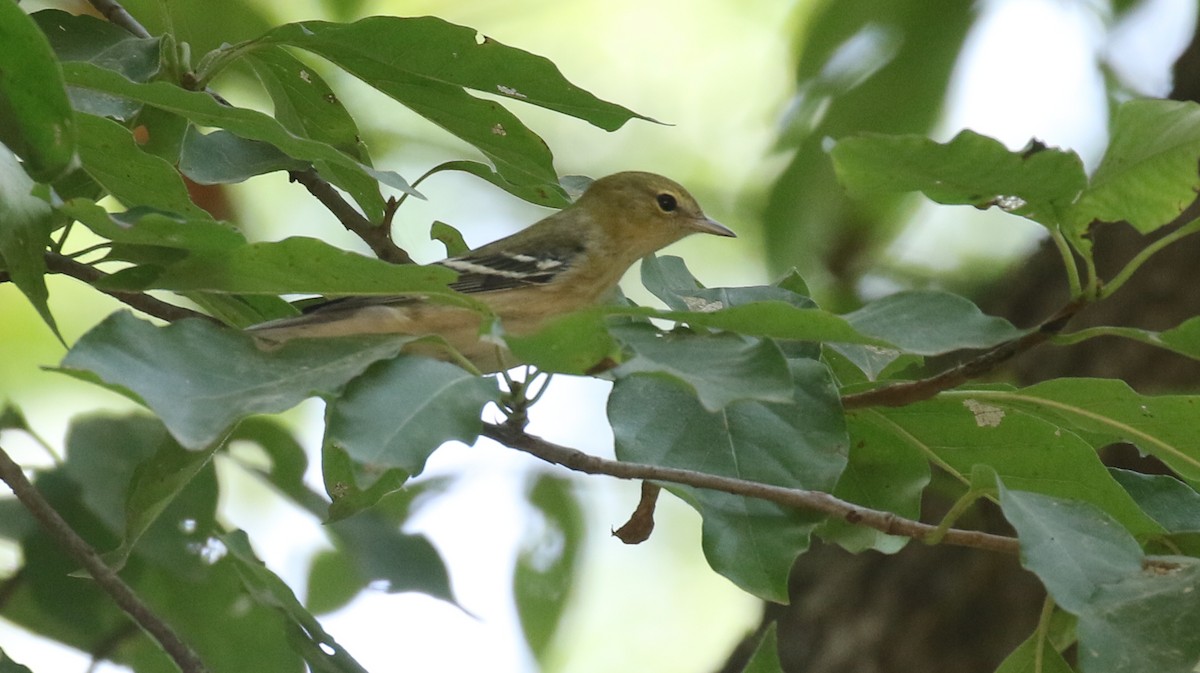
691 216 736 238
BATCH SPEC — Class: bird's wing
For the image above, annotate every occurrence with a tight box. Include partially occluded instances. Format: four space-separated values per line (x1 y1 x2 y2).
269 238 584 321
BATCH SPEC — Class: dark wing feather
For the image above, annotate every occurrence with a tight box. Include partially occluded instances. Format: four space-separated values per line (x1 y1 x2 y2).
288 242 584 317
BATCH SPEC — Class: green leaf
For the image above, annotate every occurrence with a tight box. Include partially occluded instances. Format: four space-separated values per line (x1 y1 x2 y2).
612 323 795 411
515 474 584 663
505 310 620 375
221 530 370 673
61 61 419 197
609 359 848 601
238 16 605 199
999 487 1200 673
1157 315 1200 360
33 9 162 82
427 160 571 208
1073 99 1200 233
993 630 1073 673
858 396 1164 537
0 647 35 673
253 16 652 130
60 199 245 251
107 236 458 295
325 500 456 602
76 112 212 219
62 414 218 573
831 130 1086 227
612 303 887 347
845 290 1026 355
999 487 1143 614
242 46 385 220
430 219 470 257
2 467 301 672
225 418 455 603
305 549 364 615
958 379 1200 484
324 355 500 475
640 254 708 311
132 105 189 163
59 312 414 449
179 127 309 184
641 254 817 313
1109 468 1200 534
743 624 783 673
1074 557 1200 673
0 146 61 338
321 441 410 522
821 412 929 553
0 4 77 182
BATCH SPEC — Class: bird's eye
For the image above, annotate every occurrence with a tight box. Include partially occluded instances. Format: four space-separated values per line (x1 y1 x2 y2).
656 193 678 212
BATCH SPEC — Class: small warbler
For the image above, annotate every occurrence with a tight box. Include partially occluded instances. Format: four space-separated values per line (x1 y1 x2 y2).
248 171 734 371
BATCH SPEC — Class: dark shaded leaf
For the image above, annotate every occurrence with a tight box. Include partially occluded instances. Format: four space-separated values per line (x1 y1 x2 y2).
76 112 211 219
0 146 61 337
61 61 418 197
179 127 309 184
242 46 385 220
612 323 794 411
0 5 77 182
325 355 500 475
59 312 413 449
744 624 784 673
1109 468 1200 534
845 290 1025 355
222 530 369 673
609 360 848 600
1000 486 1200 673
821 412 929 553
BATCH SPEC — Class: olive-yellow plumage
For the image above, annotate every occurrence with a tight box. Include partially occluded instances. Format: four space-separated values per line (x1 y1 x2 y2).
248 171 734 371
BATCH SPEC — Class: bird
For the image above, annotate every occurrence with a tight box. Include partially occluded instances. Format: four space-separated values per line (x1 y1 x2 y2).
247 171 735 372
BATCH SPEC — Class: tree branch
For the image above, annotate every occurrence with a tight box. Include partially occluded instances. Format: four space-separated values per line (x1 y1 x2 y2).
482 423 1021 555
86 0 152 38
841 298 1084 410
288 169 414 264
43 253 214 324
0 445 208 673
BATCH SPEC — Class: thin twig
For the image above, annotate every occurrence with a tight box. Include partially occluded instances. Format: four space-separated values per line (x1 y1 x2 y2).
288 169 414 264
0 445 208 673
841 298 1084 410
86 0 152 38
44 253 213 324
482 423 1021 555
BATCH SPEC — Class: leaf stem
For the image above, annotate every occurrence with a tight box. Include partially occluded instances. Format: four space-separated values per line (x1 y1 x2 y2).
1033 595 1057 673
1051 325 1157 346
1049 229 1082 298
924 486 989 545
1101 216 1200 299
